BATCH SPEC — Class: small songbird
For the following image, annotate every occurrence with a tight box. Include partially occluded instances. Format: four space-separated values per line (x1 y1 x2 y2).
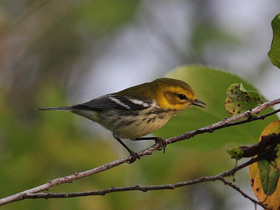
37 78 206 162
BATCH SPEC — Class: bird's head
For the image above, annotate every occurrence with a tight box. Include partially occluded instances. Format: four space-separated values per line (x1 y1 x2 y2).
154 78 206 111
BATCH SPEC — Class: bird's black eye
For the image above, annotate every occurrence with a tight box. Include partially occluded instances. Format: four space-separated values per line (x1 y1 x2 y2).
178 94 187 100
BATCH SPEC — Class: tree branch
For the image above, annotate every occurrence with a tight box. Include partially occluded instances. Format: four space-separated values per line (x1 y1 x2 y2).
0 98 279 206
20 157 268 209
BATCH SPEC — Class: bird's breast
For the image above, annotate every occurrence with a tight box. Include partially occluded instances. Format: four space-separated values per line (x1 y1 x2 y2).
97 108 176 139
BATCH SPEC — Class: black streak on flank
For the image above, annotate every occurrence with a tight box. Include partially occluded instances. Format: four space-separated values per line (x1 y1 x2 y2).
119 111 140 117
145 109 165 116
147 116 156 123
158 115 165 119
124 120 136 126
119 120 136 127
136 122 142 126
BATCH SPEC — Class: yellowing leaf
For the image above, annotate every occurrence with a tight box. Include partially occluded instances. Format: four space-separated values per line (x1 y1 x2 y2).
225 83 263 116
249 120 280 210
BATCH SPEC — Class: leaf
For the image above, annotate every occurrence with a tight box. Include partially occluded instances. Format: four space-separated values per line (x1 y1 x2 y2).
226 147 244 160
249 120 280 209
225 83 264 116
268 14 280 69
258 160 280 195
154 65 278 151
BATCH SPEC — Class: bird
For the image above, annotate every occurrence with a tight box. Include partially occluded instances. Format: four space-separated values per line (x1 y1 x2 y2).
37 78 206 163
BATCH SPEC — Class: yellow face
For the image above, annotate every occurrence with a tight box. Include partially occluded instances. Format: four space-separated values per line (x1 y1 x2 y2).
157 86 196 111
154 78 205 111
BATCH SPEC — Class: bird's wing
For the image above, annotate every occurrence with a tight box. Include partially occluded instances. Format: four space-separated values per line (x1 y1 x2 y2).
72 94 154 111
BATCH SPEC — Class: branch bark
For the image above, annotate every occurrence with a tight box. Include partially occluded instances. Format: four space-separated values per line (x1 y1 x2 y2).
8 157 269 209
0 98 279 206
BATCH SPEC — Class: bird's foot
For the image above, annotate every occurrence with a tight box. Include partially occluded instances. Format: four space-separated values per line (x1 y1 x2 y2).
154 137 167 153
128 151 140 164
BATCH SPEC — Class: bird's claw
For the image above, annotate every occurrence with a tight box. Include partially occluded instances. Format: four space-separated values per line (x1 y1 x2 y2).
155 137 167 153
128 151 140 164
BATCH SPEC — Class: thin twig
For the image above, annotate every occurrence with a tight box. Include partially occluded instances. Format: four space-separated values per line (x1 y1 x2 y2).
0 98 279 206
219 177 268 209
23 157 266 209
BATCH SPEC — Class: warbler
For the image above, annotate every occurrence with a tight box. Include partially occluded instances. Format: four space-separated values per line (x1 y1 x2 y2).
37 78 206 162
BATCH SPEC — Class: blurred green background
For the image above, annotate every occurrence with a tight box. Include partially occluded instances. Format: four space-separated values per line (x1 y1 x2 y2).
0 1 280 210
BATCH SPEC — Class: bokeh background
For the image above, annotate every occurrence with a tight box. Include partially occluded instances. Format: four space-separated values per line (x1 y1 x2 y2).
0 0 280 209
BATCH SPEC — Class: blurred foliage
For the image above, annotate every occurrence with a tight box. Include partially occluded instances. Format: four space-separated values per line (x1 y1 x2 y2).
77 0 138 34
268 13 280 69
0 85 121 209
190 24 240 62
0 0 139 112
0 1 279 210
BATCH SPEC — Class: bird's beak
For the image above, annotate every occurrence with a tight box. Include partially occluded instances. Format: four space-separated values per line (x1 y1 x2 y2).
191 98 206 108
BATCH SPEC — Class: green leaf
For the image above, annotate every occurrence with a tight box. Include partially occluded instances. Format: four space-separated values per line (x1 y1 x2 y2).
268 14 280 69
226 147 244 160
258 160 280 195
154 65 278 151
225 83 263 116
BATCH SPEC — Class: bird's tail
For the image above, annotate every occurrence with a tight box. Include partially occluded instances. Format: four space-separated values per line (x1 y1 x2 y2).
36 106 73 111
